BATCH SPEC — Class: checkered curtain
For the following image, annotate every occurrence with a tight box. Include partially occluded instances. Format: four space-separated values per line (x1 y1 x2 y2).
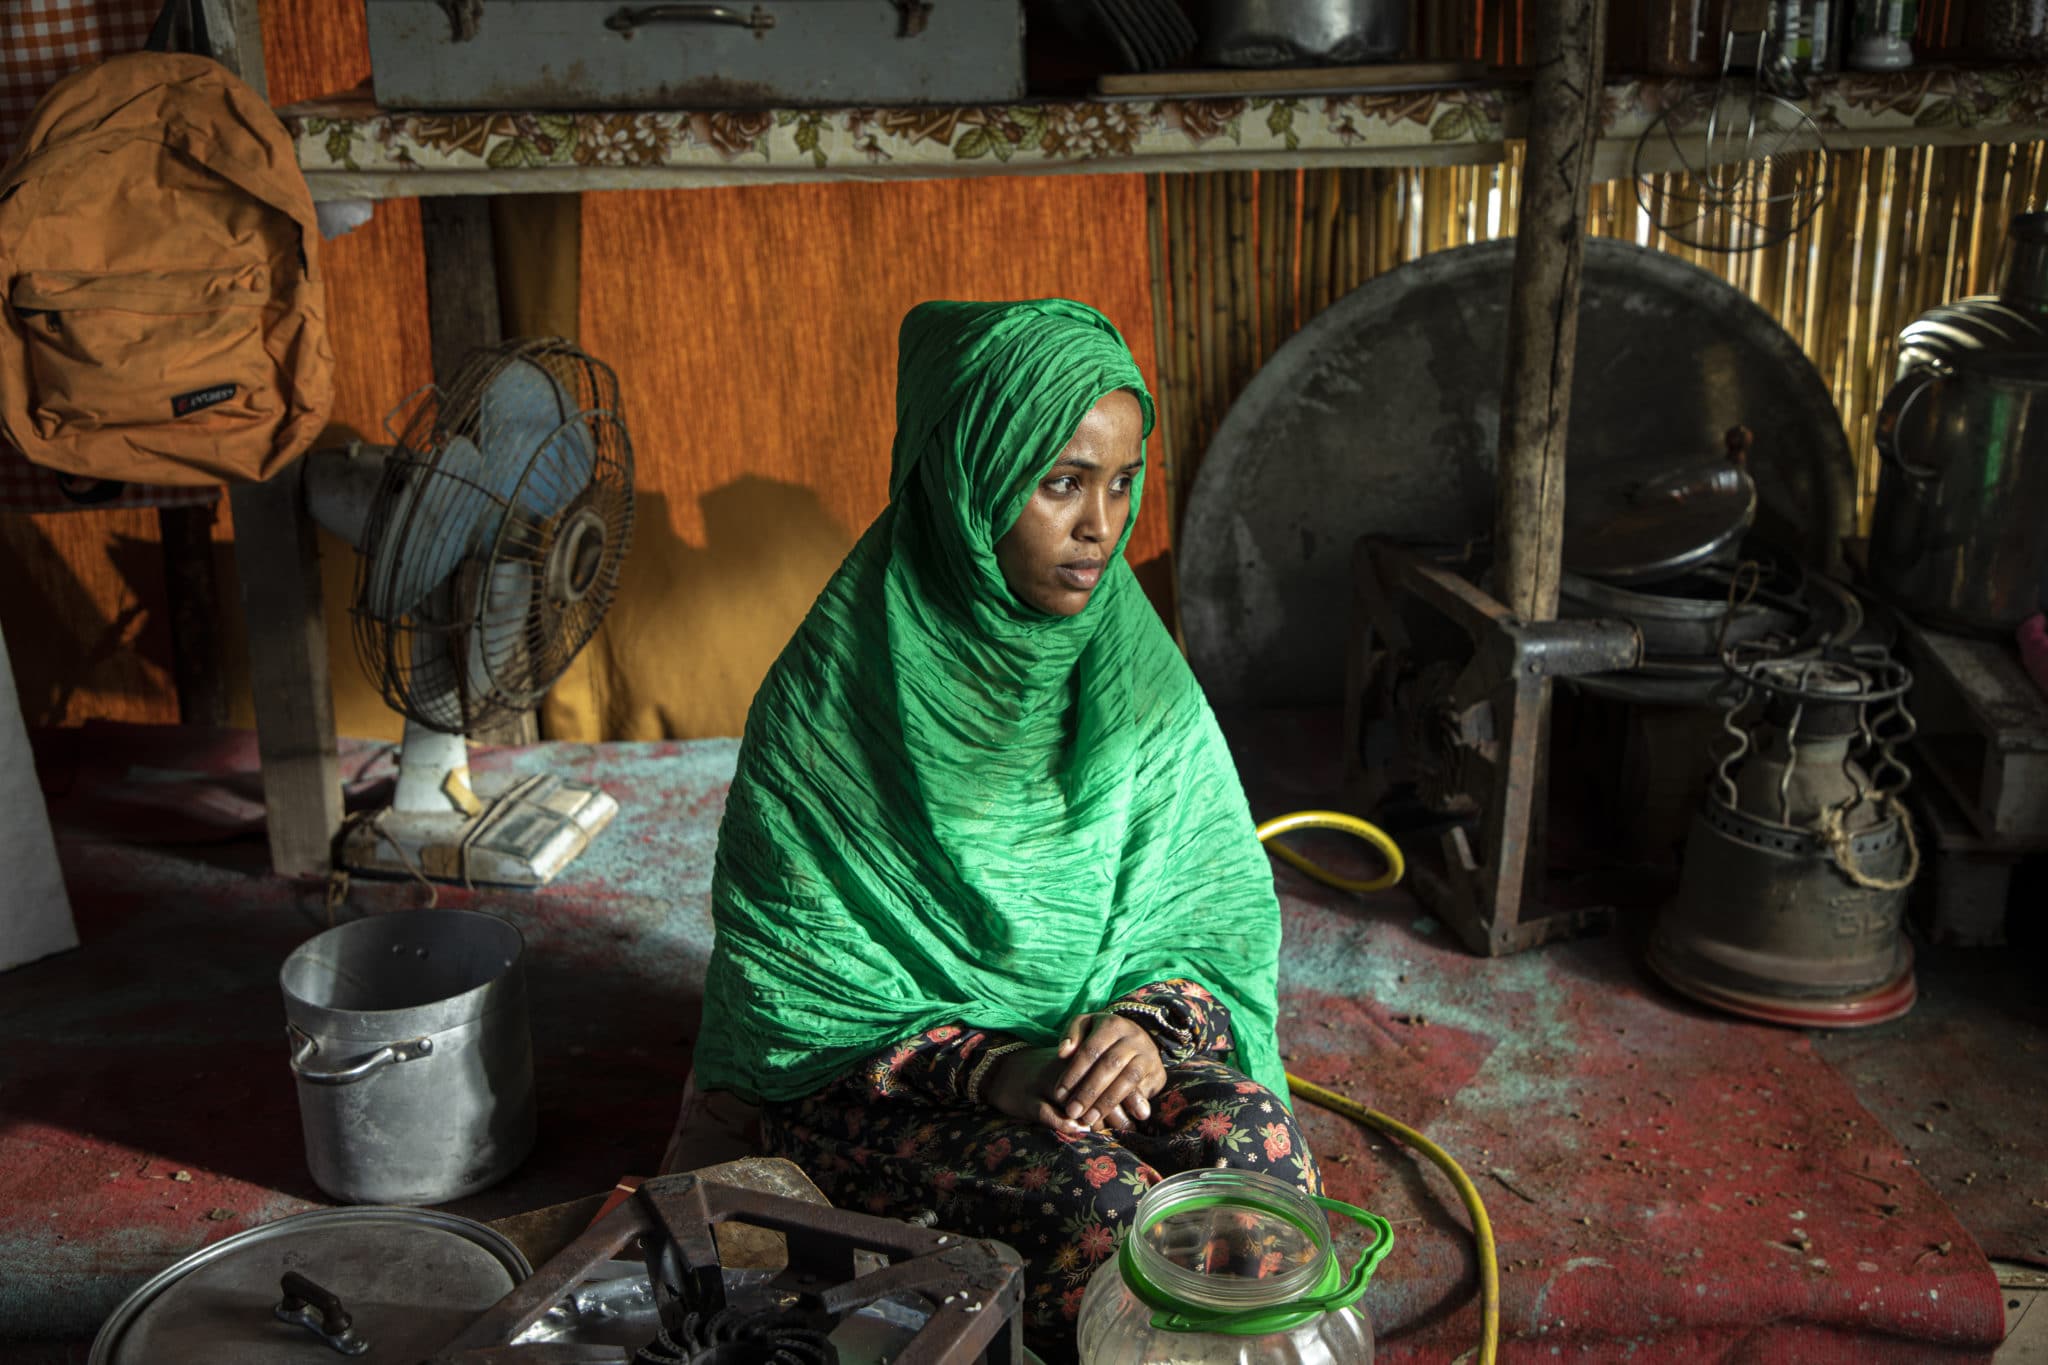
0 0 219 511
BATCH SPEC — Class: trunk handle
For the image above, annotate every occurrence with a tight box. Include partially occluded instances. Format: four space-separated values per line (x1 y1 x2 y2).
287 1024 434 1085
606 4 776 36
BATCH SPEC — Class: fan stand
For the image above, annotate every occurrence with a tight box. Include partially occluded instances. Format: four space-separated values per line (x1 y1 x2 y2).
339 717 620 887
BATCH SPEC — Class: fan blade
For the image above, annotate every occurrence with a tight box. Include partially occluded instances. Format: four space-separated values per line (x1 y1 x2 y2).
479 358 598 520
469 559 538 711
365 434 495 620
404 577 468 732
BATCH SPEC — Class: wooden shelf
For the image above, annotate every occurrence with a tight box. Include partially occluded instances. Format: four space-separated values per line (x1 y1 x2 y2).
283 65 2048 202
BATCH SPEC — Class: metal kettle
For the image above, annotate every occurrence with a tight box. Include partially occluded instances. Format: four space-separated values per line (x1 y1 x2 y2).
1870 212 2048 635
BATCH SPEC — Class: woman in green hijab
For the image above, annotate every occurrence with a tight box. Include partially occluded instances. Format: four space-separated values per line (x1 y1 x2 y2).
697 298 1316 1349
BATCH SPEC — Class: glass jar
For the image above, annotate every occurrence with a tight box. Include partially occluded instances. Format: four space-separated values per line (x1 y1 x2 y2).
1975 0 2048 59
1075 1169 1393 1365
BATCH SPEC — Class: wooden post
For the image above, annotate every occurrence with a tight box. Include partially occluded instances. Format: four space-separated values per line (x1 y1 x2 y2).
204 0 344 878
421 195 529 746
418 193 583 747
421 197 505 386
1493 0 1606 624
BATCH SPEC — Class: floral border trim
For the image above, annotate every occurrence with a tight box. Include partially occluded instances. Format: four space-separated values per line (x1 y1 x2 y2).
287 90 1511 181
285 67 2048 185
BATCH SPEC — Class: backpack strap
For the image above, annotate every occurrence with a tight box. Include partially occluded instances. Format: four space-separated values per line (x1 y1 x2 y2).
146 0 212 58
20 1 213 505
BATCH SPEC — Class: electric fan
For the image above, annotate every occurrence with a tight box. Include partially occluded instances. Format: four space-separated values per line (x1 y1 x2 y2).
302 337 634 886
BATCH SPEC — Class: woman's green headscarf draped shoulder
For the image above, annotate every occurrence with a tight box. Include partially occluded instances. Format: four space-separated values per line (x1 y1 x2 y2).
696 298 1287 1105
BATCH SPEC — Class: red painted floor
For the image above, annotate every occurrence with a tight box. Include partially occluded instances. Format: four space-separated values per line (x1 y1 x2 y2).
0 717 2027 1362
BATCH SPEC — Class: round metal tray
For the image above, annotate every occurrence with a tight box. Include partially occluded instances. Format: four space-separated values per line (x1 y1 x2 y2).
1177 238 1855 705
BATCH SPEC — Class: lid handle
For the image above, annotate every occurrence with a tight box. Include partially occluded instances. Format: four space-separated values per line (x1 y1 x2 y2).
275 1272 371 1357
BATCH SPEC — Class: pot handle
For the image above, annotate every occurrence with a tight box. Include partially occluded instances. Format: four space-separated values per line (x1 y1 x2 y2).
287 1025 433 1085
1875 364 1945 484
275 1272 370 1356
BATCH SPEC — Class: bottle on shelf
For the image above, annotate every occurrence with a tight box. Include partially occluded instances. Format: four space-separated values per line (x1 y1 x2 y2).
1644 0 1730 77
1848 0 1917 69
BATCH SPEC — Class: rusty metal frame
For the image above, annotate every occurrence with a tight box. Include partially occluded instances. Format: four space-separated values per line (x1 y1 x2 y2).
426 1173 1024 1365
1345 538 1642 956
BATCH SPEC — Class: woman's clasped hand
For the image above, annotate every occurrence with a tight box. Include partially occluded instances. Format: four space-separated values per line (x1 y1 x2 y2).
985 1013 1168 1133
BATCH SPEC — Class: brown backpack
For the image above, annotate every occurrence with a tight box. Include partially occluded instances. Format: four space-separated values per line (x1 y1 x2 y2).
0 51 333 486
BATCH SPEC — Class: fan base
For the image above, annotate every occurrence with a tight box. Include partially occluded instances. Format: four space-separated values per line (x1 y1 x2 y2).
343 773 619 887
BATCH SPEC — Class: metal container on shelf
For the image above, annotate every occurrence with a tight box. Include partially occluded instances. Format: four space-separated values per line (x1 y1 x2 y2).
1847 0 1916 70
364 0 1027 110
1870 211 2048 635
1973 0 2048 59
280 908 536 1206
1190 0 1408 67
1644 0 1730 76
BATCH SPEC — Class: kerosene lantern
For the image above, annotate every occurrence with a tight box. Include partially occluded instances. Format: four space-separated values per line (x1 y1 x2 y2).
1648 648 1920 1026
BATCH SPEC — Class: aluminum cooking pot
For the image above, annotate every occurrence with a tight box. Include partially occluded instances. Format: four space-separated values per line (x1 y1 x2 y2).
1190 0 1408 66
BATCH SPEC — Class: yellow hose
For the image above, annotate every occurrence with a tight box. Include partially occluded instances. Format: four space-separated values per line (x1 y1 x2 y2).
1257 812 1498 1365
1285 1074 1500 1365
1254 809 1406 894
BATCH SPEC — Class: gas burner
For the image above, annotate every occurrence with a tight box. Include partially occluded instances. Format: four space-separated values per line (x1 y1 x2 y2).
635 1303 839 1365
424 1173 1024 1365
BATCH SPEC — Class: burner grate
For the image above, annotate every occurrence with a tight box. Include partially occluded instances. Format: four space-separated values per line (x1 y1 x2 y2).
424 1171 1024 1365
634 1303 838 1365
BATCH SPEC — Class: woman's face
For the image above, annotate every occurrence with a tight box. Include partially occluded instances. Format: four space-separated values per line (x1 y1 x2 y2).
994 389 1144 617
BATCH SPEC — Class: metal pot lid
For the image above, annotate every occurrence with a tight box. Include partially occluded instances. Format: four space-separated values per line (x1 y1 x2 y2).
1177 238 1854 706
91 1207 530 1364
1561 459 1757 584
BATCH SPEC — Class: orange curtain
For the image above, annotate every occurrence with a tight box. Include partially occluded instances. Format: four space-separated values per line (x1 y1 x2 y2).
550 178 1165 742
0 1 1164 742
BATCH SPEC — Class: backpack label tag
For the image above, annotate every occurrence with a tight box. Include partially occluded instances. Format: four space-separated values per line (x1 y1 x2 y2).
170 383 237 416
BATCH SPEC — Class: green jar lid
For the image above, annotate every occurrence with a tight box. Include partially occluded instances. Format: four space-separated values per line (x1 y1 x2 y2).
1116 1173 1393 1337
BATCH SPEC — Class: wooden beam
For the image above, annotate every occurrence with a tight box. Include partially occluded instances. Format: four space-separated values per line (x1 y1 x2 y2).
491 193 583 342
419 196 543 747
1493 0 1606 623
231 467 344 878
492 194 583 742
210 0 344 877
421 197 505 387
197 0 265 95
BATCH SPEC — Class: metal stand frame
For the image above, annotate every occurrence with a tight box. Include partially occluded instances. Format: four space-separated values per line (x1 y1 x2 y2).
426 1172 1025 1365
1345 538 1640 956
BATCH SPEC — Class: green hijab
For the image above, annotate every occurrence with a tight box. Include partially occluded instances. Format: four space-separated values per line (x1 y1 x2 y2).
696 299 1286 1105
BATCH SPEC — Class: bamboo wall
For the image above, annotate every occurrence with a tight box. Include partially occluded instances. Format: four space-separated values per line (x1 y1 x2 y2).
1145 142 2048 542
1413 0 1973 69
1 0 2035 736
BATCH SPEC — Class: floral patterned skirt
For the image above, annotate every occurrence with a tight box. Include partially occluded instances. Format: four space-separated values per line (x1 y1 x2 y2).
761 1057 1321 1361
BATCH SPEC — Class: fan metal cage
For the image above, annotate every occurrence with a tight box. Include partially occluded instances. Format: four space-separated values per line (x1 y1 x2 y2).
1633 85 1830 254
353 337 634 735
